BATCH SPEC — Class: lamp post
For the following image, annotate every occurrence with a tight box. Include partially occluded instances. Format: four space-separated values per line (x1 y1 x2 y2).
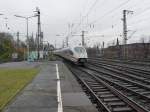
34 7 41 60
14 15 36 60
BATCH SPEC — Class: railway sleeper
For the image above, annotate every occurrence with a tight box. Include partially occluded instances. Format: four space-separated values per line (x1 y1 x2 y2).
127 86 139 89
103 100 133 112
103 97 120 102
86 82 134 111
140 91 150 95
99 94 115 98
89 84 104 87
123 84 135 87
133 89 146 92
112 106 133 112
86 82 100 85
96 91 111 95
98 72 150 98
70 65 150 112
90 86 106 89
107 101 126 106
93 88 108 92
102 75 150 101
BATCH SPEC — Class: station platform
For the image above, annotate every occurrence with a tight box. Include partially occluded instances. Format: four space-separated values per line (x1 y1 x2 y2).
3 61 98 112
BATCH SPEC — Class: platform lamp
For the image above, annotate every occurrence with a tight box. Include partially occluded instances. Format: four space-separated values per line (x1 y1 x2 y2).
14 14 36 60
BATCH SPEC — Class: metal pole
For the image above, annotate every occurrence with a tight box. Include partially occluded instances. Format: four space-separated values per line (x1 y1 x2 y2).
26 18 29 60
24 47 26 61
14 14 36 61
122 10 133 59
17 31 19 50
102 41 105 55
37 8 40 60
55 40 56 49
66 36 68 47
82 31 85 47
123 10 127 59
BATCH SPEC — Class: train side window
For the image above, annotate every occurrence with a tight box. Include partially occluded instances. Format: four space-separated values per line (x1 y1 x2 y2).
64 51 68 54
75 47 85 53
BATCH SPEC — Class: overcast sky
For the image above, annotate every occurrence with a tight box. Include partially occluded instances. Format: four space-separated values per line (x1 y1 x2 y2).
0 0 150 47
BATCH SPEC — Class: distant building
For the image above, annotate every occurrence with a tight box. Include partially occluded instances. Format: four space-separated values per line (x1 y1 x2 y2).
103 43 150 60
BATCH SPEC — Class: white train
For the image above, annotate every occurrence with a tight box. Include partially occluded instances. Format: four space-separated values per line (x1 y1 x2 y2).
54 46 88 65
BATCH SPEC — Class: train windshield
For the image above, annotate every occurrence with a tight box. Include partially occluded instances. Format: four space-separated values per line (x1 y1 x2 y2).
74 47 86 53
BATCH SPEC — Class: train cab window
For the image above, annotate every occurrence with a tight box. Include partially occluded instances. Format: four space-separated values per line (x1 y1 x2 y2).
74 47 85 53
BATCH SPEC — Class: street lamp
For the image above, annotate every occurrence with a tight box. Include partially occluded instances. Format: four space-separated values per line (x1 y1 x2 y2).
14 14 36 60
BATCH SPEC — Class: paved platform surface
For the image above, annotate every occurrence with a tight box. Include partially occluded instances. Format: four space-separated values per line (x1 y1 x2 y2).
3 61 98 112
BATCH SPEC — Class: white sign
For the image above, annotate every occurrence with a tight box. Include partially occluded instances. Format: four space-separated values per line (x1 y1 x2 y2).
39 51 43 59
12 53 18 59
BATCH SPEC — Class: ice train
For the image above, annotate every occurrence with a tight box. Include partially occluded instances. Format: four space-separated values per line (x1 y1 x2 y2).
54 46 88 65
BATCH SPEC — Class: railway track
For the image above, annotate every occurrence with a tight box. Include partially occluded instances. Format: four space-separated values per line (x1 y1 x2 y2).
88 58 150 68
88 58 150 66
88 58 150 75
85 64 150 106
66 63 150 112
87 60 150 85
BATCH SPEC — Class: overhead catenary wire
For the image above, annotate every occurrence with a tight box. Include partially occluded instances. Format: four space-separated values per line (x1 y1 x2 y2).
110 4 150 36
128 6 150 23
68 0 150 38
84 0 99 18
86 0 148 31
85 1 148 38
70 0 150 46
73 0 132 35
90 0 131 24
129 16 150 26
72 0 101 34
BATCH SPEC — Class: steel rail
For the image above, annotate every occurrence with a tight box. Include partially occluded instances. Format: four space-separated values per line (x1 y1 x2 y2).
85 65 150 99
80 66 150 110
87 61 150 85
67 65 111 112
88 58 150 73
88 57 150 66
87 64 150 91
67 64 149 112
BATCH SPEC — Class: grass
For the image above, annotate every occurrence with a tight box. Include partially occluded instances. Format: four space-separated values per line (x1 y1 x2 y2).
0 68 39 111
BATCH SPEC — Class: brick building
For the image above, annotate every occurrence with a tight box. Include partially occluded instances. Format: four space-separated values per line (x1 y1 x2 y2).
103 43 150 60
